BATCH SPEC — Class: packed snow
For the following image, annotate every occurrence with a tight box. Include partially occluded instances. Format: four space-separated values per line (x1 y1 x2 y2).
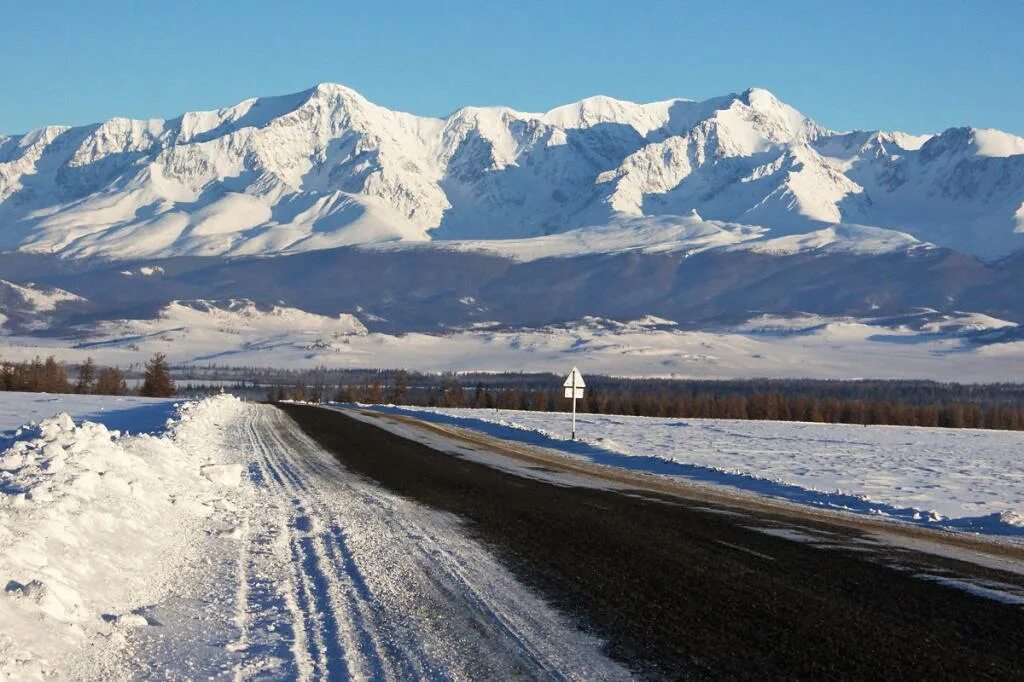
373 406 1024 538
0 393 247 679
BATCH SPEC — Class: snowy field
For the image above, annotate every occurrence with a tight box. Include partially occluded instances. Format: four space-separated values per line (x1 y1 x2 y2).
3 303 1024 382
372 406 1024 538
0 392 177 437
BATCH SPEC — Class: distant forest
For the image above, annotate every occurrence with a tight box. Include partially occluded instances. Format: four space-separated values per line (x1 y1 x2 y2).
262 368 1024 432
0 355 176 398
4 357 1024 431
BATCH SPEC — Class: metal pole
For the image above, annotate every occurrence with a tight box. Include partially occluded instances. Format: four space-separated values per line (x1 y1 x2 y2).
571 375 577 440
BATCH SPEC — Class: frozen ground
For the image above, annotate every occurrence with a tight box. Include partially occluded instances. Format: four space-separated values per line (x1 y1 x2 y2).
369 406 1024 539
0 394 625 679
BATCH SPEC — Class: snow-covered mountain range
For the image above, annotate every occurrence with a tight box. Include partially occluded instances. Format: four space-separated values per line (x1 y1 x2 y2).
3 83 1024 379
2 83 1023 260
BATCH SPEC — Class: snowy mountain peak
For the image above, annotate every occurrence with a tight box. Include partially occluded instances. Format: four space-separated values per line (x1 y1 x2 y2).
916 126 1024 162
1 83 1022 260
310 81 360 97
969 128 1024 158
541 95 680 135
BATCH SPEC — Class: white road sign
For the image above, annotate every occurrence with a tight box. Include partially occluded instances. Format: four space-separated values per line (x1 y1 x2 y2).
563 367 586 389
563 366 585 440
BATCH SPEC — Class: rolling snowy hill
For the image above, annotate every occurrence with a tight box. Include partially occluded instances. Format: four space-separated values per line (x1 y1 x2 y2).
2 83 1023 260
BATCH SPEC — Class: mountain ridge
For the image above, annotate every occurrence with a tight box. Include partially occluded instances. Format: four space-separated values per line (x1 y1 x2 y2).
1 83 1022 260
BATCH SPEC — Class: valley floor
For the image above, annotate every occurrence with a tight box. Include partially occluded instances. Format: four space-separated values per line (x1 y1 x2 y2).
5 311 1024 382
2 394 1023 678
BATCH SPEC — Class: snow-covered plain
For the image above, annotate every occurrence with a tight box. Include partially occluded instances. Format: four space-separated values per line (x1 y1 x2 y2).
373 406 1024 538
0 392 176 436
2 308 1024 382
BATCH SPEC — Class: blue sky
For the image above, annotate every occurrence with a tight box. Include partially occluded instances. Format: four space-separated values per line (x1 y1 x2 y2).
1 0 1021 135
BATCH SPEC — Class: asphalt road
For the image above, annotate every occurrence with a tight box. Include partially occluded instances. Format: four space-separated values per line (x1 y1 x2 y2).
278 403 1024 680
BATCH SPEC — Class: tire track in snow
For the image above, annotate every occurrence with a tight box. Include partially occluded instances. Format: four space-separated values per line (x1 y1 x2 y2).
231 405 629 680
266 416 517 676
256 410 397 680
238 408 320 681
265 409 585 679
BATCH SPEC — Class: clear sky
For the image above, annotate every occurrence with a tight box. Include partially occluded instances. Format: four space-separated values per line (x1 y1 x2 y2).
1 0 1021 135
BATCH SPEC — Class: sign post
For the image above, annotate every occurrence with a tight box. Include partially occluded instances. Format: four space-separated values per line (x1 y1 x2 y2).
563 366 586 440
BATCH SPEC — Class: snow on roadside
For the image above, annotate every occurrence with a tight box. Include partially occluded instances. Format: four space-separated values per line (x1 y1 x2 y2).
371 406 1024 539
0 393 246 680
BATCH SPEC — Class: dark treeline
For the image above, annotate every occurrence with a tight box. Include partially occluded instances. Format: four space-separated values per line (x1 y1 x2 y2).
14 353 1016 430
0 354 176 397
269 370 1024 431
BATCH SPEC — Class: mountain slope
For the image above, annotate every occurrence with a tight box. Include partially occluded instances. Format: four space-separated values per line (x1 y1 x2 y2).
1 84 1022 259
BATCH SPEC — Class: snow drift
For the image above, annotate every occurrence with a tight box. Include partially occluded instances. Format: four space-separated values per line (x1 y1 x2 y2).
0 394 246 679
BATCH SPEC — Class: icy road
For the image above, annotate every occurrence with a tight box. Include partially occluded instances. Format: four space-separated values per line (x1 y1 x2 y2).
93 404 627 679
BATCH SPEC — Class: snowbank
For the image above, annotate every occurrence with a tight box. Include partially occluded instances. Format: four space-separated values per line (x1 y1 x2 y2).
0 394 246 679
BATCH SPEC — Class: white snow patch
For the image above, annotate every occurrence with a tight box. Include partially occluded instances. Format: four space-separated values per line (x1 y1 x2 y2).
971 128 1024 158
738 224 925 256
120 266 165 277
200 463 243 487
84 298 368 360
0 280 83 313
0 392 176 434
914 574 1024 605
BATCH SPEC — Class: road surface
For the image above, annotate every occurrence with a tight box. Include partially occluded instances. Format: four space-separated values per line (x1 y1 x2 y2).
94 404 627 680
94 403 1024 679
280 403 1024 679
